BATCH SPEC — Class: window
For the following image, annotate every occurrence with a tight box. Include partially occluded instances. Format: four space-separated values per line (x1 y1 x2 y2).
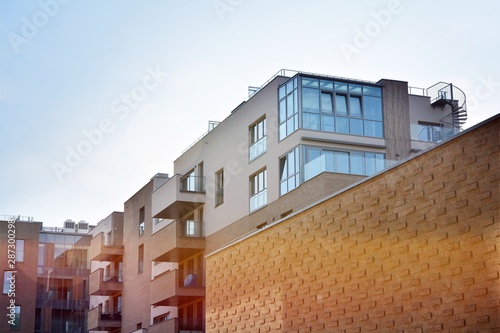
300 76 383 137
278 77 299 141
280 147 300 195
15 240 24 262
249 117 267 160
10 305 20 330
303 145 386 181
139 207 145 236
215 169 224 206
138 245 144 274
250 169 267 212
3 271 15 294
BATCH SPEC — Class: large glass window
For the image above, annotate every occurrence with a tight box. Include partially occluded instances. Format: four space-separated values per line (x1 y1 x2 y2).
250 169 267 212
15 240 24 262
278 77 299 141
299 76 383 137
303 145 385 181
280 147 300 195
249 117 266 160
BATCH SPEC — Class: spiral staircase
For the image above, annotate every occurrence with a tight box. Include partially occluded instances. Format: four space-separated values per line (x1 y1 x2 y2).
426 82 468 131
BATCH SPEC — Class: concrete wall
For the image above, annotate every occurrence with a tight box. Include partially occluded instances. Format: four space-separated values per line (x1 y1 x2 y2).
205 115 500 332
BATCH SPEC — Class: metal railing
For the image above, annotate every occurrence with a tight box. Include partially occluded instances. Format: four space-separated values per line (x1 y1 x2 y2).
180 175 206 192
0 214 34 222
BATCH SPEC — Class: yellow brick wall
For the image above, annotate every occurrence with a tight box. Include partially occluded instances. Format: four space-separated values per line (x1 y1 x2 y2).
206 116 500 332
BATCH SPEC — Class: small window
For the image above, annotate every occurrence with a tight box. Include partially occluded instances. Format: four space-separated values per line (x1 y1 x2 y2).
139 207 145 236
249 117 267 160
3 271 15 294
215 169 224 207
15 240 24 262
10 305 21 330
250 169 267 212
138 245 144 274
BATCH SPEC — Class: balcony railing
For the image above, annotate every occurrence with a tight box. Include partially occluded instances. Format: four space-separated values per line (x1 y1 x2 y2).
88 304 121 331
250 189 267 212
150 269 205 306
180 175 206 192
89 268 123 296
249 136 267 161
89 232 124 261
410 124 457 143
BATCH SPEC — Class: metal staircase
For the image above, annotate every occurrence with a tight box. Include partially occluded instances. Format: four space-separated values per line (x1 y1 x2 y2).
426 82 468 131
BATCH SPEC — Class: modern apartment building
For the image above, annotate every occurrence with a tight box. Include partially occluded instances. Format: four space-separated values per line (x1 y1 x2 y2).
86 69 472 333
0 216 92 333
151 69 467 255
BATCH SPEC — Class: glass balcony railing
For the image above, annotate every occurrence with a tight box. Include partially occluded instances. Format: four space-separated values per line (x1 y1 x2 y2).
250 189 267 212
303 154 396 182
249 136 267 161
181 220 205 238
410 124 457 143
180 175 206 192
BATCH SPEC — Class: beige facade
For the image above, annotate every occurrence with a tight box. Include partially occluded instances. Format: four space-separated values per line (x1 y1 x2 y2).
205 114 500 332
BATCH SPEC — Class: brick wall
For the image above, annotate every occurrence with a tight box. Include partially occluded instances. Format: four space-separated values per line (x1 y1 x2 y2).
206 116 500 332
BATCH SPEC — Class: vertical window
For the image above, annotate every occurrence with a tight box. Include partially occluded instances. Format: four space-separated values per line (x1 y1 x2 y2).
215 169 224 206
280 147 300 195
10 305 20 330
138 245 144 274
139 207 145 236
3 271 15 294
15 240 24 262
278 77 298 141
249 117 267 160
250 169 267 212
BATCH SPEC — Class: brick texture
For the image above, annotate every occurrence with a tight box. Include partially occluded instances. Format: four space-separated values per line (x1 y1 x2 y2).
206 116 500 332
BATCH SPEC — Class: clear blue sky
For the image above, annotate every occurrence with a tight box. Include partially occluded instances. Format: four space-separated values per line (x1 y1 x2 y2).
1 0 498 227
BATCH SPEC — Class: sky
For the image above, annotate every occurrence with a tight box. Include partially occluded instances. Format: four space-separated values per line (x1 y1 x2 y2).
0 0 498 227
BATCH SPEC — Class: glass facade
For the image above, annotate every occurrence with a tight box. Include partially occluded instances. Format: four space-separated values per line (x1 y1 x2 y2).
36 233 90 333
279 75 384 140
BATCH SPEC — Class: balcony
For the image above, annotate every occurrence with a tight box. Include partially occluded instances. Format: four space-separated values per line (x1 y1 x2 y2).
152 174 206 219
88 304 121 331
151 220 205 263
149 318 178 333
89 232 123 262
89 268 122 296
150 269 205 307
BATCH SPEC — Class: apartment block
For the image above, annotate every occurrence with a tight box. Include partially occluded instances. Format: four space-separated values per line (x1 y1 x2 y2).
205 114 500 332
85 69 478 332
0 216 92 333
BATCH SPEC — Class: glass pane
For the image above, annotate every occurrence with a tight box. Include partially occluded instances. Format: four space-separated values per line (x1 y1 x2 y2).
349 84 362 93
321 115 335 132
375 154 385 172
335 152 349 174
286 80 294 94
279 85 285 100
303 113 320 130
279 123 286 141
365 153 376 175
288 177 296 191
279 99 286 123
320 80 333 90
302 77 319 88
364 96 383 120
350 153 364 175
306 148 321 163
325 151 334 172
287 93 294 118
293 90 298 114
335 82 348 92
321 93 333 113
303 88 320 113
350 96 362 117
363 85 382 96
350 118 363 135
280 180 287 195
364 120 384 138
286 117 295 136
280 157 288 181
335 94 347 115
288 150 295 174
335 116 349 134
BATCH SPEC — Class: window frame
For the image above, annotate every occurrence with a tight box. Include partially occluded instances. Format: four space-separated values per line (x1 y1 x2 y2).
215 168 224 207
250 168 267 212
